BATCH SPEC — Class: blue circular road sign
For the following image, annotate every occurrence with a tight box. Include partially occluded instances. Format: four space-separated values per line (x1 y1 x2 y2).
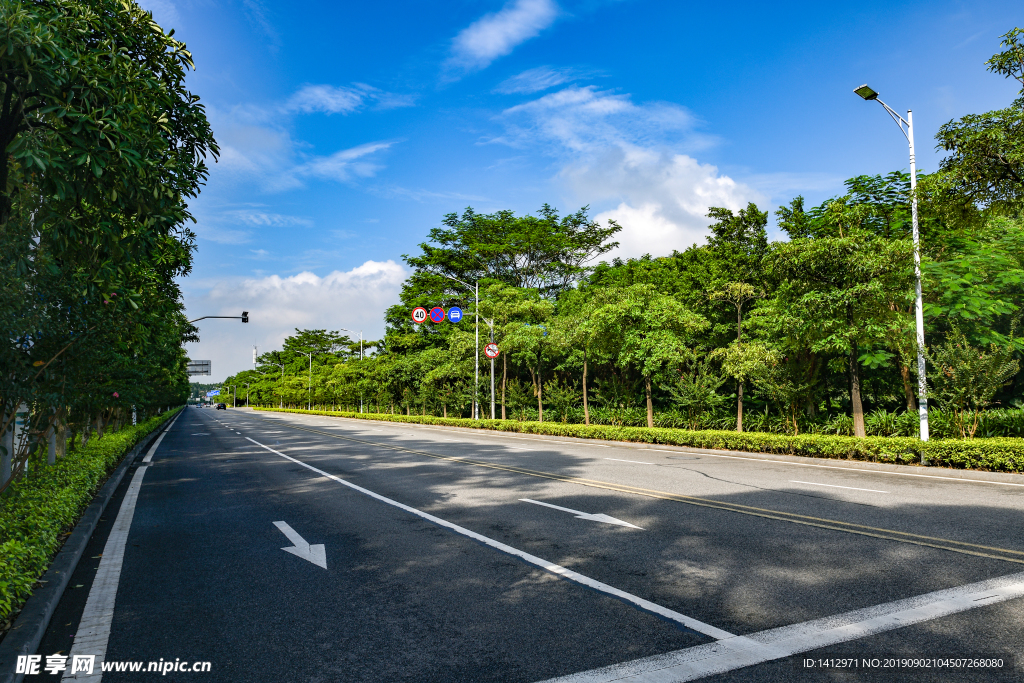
429 307 446 323
448 306 464 323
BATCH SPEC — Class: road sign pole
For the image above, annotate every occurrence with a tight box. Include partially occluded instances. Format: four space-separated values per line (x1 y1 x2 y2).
489 324 495 419
474 282 479 421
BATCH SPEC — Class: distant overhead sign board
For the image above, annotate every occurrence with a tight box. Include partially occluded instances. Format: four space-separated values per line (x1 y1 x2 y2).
484 343 500 359
448 306 463 323
187 360 211 376
412 307 428 324
429 307 446 323
207 389 220 397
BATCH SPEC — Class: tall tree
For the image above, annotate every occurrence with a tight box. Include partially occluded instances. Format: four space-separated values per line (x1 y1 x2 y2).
592 284 708 428
935 28 1024 211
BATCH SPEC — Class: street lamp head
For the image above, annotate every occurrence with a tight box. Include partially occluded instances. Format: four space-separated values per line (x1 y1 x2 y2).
853 84 879 101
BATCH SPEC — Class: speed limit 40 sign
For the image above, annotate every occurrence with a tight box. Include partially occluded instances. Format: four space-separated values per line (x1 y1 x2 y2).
484 343 500 359
411 307 428 324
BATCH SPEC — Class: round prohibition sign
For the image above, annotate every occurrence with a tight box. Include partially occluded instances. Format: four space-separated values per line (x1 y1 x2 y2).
429 307 446 323
411 307 428 324
484 343 500 359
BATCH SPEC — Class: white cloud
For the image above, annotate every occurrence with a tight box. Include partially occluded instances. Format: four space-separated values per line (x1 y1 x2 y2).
494 65 579 94
448 0 559 73
286 85 365 114
498 85 699 152
192 208 314 244
567 149 758 258
206 82 409 192
289 141 398 184
285 83 415 115
209 99 398 191
496 86 761 259
221 210 313 228
184 260 407 381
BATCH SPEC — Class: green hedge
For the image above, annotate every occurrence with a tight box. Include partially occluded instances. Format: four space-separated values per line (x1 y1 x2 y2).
254 408 1024 474
0 408 181 627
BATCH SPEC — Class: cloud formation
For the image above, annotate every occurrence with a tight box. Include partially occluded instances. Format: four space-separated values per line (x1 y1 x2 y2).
184 260 407 380
494 65 580 94
285 83 415 115
208 96 399 193
448 0 559 73
497 86 761 259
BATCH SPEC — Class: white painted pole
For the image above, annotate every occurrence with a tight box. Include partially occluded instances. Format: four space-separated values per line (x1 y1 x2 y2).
908 110 930 447
489 323 495 419
474 281 480 420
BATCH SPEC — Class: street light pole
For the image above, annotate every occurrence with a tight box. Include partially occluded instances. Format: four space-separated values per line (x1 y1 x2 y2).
245 383 250 407
339 327 364 413
442 274 480 420
854 84 930 444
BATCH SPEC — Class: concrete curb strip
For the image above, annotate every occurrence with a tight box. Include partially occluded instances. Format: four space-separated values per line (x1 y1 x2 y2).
0 415 174 683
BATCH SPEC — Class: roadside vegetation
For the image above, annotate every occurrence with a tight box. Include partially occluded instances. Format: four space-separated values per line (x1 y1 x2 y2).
0 409 180 633
0 1 215 492
227 30 1024 447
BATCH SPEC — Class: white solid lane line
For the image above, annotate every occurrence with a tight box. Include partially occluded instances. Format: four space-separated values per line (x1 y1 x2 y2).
543 569 1024 683
605 458 655 465
64 411 179 680
143 412 182 463
244 435 727 638
790 480 888 494
64 468 150 681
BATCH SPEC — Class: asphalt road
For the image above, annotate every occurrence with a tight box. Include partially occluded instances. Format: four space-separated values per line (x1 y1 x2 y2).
31 407 1024 682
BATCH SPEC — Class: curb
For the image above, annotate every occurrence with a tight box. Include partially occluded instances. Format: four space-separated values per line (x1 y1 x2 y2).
0 415 175 683
260 409 1024 487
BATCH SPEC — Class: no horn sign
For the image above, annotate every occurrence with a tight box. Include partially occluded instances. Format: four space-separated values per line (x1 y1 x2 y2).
484 343 500 359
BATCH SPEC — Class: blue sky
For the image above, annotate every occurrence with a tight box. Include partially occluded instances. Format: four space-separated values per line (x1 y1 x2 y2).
151 0 1024 380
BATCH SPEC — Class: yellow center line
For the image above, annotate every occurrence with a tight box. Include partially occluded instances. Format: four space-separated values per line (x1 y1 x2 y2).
255 417 1024 565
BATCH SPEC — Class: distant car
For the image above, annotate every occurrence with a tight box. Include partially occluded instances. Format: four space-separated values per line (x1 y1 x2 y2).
215 403 227 410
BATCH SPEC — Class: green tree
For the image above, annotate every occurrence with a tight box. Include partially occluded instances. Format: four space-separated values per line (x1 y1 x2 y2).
765 208 914 437
592 284 709 428
935 28 1024 211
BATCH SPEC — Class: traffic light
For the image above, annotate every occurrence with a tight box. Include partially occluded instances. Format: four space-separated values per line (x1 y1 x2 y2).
241 311 249 323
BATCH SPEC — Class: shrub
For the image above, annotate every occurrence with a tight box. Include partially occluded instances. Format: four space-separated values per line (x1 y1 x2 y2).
0 409 180 627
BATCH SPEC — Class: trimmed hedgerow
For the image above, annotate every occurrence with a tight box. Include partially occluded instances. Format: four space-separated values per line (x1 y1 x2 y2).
255 408 1024 474
0 408 181 628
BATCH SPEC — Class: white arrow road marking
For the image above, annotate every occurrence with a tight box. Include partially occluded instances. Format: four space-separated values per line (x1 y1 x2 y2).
273 521 327 569
245 437 723 636
520 499 644 529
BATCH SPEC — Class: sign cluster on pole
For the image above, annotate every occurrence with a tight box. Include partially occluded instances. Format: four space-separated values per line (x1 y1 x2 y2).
412 302 488 421
411 306 464 324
